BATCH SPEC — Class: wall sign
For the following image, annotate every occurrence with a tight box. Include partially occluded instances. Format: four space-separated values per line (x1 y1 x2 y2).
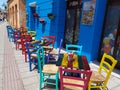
82 0 96 25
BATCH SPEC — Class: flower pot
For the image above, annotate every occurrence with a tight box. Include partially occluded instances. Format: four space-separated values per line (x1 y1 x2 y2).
33 13 39 18
48 13 55 19
39 18 45 24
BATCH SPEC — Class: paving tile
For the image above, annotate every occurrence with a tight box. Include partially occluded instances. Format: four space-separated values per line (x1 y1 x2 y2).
24 83 39 90
22 76 39 86
0 74 2 80
20 71 37 79
0 80 2 88
18 63 29 67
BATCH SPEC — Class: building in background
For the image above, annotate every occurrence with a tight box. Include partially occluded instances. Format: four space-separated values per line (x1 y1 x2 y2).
0 10 7 21
7 0 26 28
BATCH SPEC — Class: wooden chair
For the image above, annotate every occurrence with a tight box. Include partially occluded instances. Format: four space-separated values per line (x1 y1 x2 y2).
47 39 63 64
59 66 92 90
88 53 118 90
42 36 56 48
6 26 15 42
37 47 59 90
26 42 40 71
21 34 32 62
66 44 83 55
13 30 20 44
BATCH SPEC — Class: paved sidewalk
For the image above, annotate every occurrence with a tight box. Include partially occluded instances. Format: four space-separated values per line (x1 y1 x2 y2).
0 22 120 90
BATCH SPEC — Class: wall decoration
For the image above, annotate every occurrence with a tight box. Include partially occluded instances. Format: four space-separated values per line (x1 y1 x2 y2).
48 13 55 19
82 0 96 25
33 13 39 18
39 18 45 24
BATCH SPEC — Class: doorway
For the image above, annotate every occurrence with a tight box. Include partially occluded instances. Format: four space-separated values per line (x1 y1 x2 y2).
64 0 82 46
29 7 36 30
98 0 120 69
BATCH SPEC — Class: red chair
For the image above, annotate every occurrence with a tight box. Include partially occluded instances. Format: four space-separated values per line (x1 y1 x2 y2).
21 34 32 62
42 36 56 48
13 30 20 44
59 66 92 90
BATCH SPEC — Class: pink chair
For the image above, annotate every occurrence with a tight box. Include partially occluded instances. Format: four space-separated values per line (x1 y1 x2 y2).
59 66 92 90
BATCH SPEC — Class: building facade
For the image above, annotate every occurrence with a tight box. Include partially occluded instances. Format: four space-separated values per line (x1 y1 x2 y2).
26 0 120 69
7 0 26 28
0 10 7 21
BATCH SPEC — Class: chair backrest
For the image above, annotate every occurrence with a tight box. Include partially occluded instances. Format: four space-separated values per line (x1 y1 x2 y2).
47 39 63 63
66 44 83 55
98 53 117 86
59 66 92 90
42 36 56 47
21 34 32 54
37 47 45 73
14 30 20 43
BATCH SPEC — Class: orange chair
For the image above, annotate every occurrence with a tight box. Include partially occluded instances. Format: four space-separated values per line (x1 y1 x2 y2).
59 66 92 90
88 53 118 90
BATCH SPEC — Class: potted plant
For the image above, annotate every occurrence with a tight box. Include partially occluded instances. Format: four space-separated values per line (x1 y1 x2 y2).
48 13 55 19
39 18 45 24
33 13 39 18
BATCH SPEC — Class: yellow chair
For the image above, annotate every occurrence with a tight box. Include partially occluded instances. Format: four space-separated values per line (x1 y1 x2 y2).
88 53 118 90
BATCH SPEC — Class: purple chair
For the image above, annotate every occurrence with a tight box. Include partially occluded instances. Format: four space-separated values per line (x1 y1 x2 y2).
47 39 63 64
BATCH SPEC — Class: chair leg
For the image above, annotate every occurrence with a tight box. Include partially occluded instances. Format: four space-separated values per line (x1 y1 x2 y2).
25 53 27 62
56 72 59 90
29 61 32 71
40 73 43 90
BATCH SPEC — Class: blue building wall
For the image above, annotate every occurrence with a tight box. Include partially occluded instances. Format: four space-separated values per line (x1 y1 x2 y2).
26 0 107 62
79 0 107 62
26 0 66 48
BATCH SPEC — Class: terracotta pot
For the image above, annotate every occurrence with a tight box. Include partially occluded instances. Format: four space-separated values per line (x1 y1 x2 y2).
33 13 39 18
39 18 45 24
48 13 55 19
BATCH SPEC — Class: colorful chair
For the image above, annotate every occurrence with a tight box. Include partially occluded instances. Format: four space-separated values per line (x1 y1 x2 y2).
59 66 92 90
42 36 56 48
66 44 83 55
47 39 63 64
88 53 118 90
26 42 40 71
21 34 32 62
37 47 59 90
6 26 15 42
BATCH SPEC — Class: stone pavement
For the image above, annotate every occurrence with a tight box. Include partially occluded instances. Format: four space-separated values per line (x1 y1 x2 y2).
0 22 120 90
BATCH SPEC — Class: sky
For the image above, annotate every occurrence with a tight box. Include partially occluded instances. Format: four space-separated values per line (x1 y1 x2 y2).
0 0 7 9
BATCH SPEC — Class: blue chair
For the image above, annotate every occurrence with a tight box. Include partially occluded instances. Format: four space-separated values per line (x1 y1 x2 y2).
6 26 15 42
26 42 40 72
37 47 59 90
66 44 83 55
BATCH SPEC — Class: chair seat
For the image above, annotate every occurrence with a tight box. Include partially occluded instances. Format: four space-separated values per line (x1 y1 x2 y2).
49 49 59 54
63 78 84 90
43 46 53 50
31 53 37 58
30 40 41 44
16 39 21 42
90 71 105 83
42 64 58 74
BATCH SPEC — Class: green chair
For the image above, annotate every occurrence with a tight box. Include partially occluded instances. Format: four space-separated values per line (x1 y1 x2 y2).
37 47 59 90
